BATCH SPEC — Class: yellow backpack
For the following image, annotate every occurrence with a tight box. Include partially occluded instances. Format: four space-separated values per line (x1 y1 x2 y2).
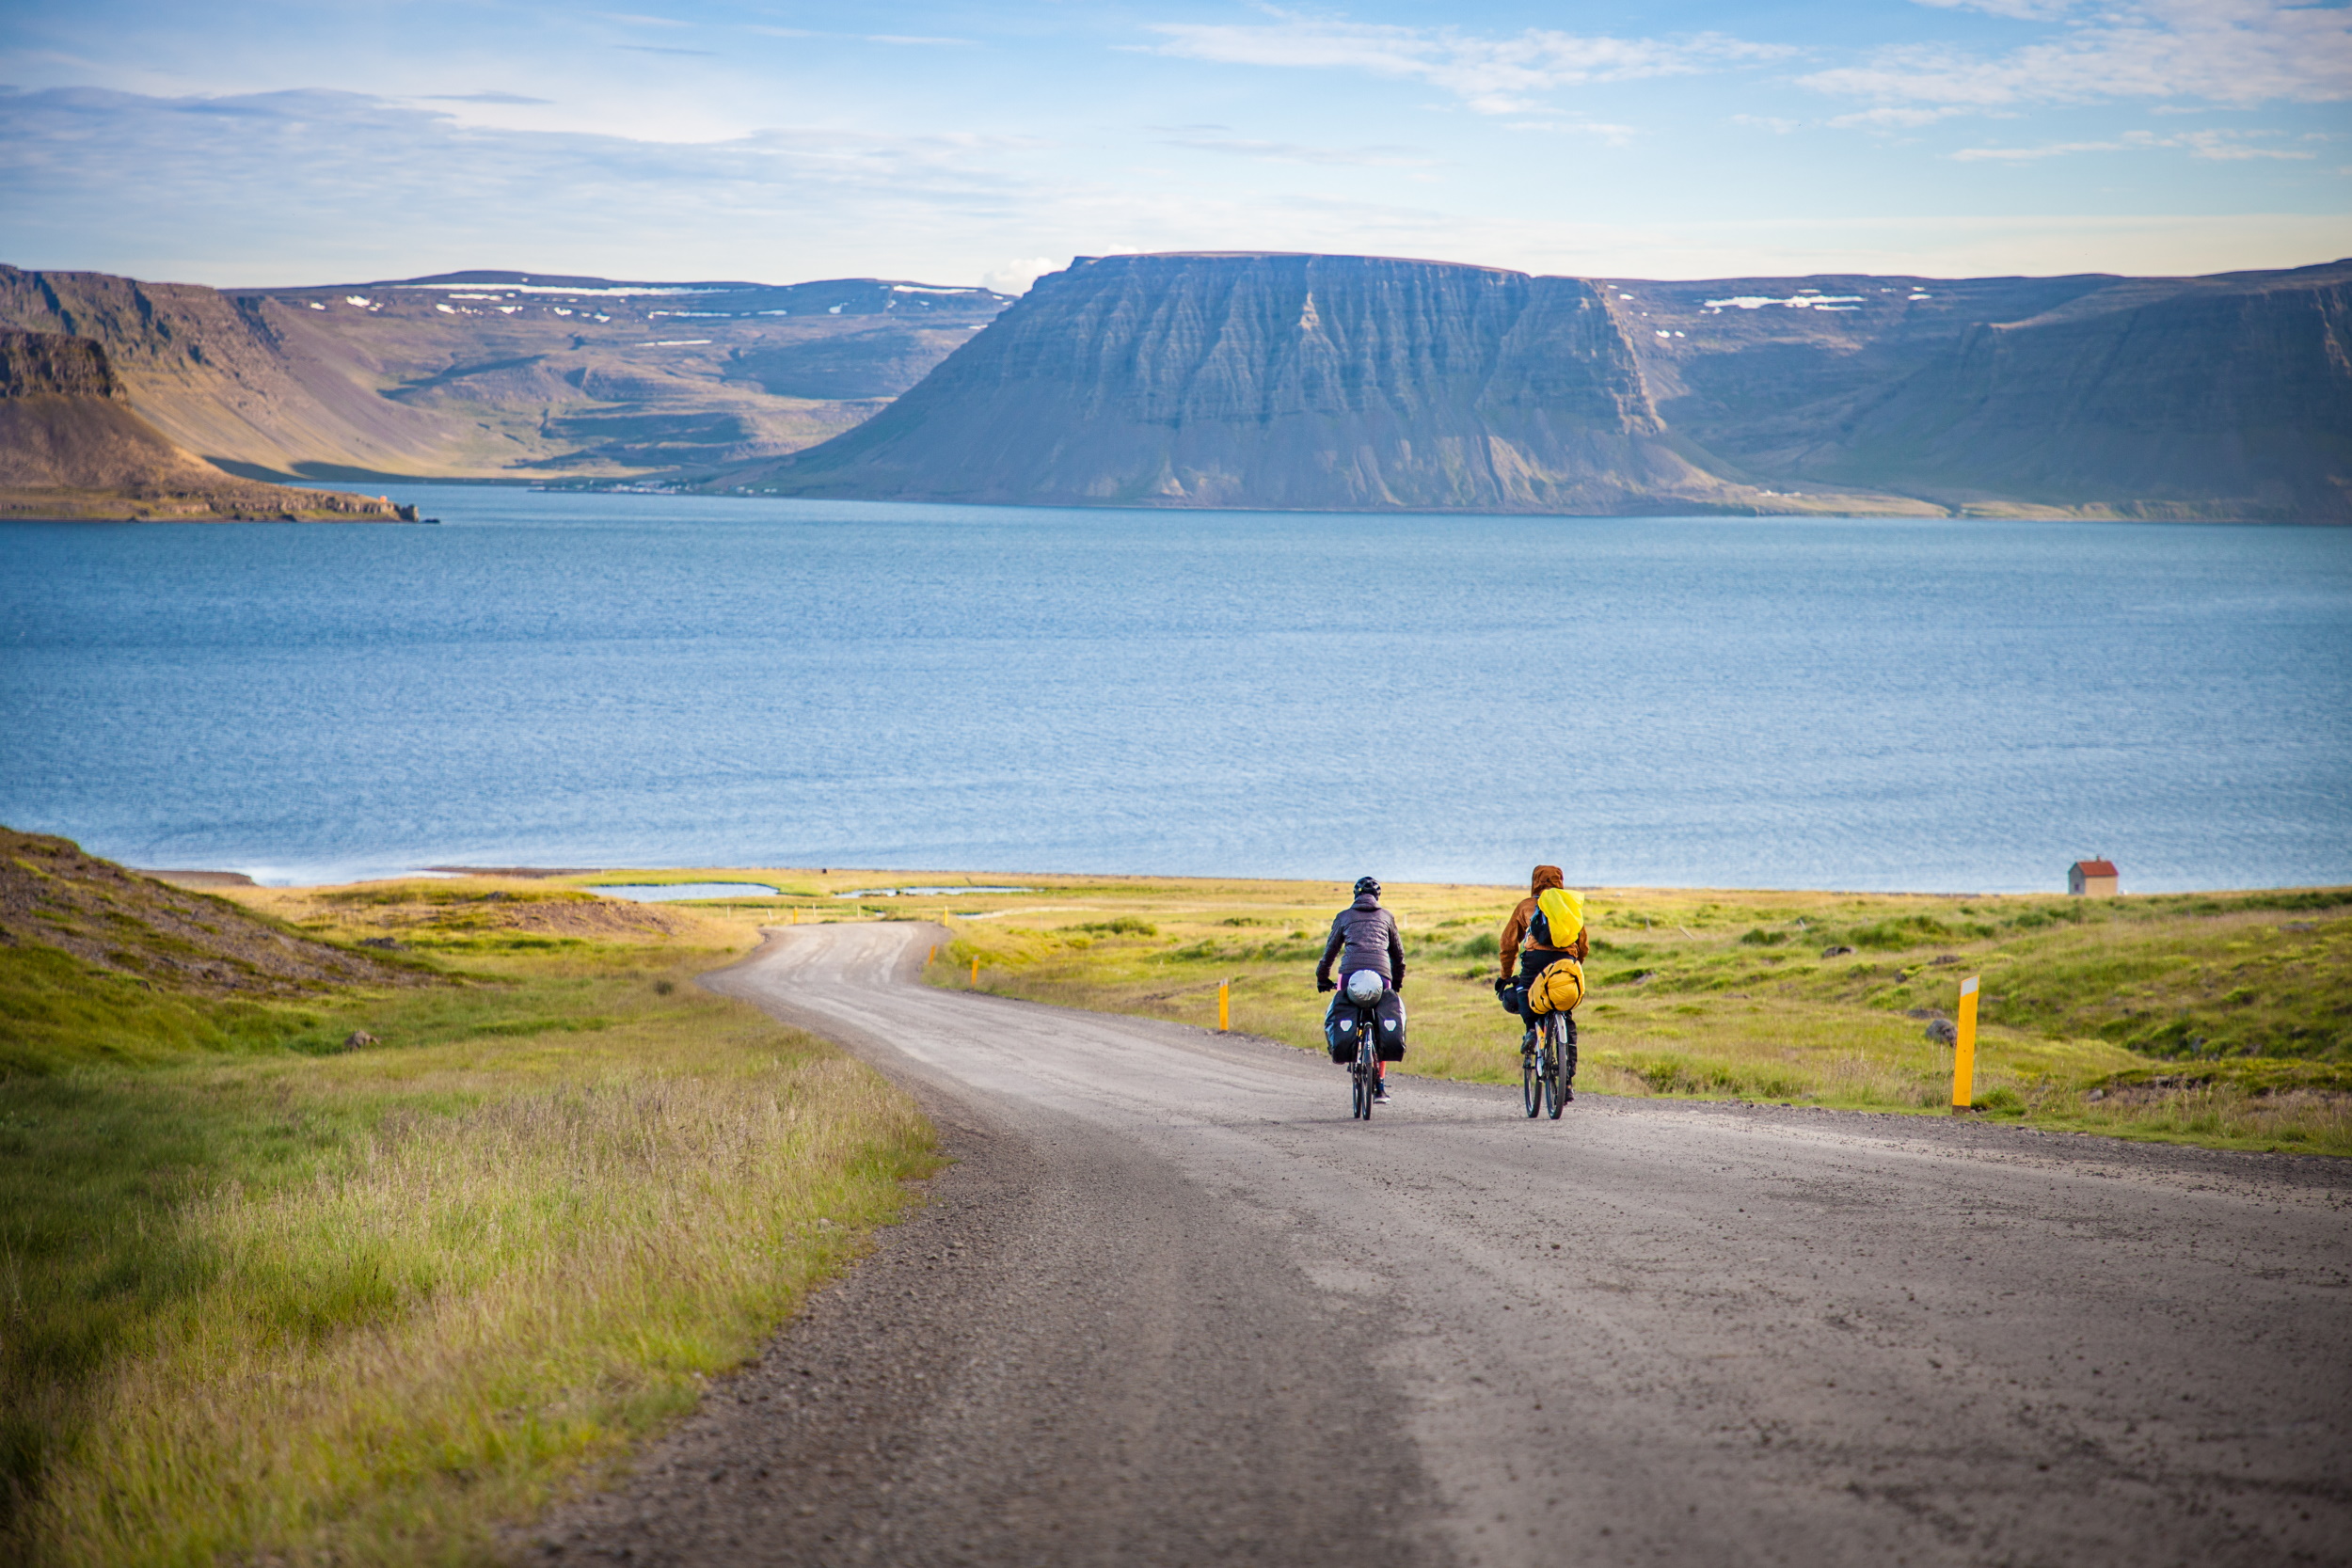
1532 886 1584 949
1526 956 1585 1015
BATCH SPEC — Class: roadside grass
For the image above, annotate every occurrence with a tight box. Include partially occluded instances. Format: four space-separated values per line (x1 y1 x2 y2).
836 873 2352 1157
3 877 934 1568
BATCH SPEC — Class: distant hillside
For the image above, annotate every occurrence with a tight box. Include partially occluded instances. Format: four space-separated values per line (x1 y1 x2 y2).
739 252 1919 515
0 266 1012 482
737 252 2349 520
1610 260 2352 521
0 328 414 520
9 254 2341 517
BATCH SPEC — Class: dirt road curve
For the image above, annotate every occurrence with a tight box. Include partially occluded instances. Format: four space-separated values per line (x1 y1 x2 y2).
530 924 2352 1567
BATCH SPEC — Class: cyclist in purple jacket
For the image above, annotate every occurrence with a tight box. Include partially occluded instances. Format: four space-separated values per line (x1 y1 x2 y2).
1316 876 1406 1101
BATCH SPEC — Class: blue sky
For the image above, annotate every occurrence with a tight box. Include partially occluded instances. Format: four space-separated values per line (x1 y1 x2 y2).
3 1 2346 287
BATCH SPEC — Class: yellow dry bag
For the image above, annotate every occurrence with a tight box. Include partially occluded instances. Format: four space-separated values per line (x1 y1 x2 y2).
1526 957 1586 1015
1533 886 1584 950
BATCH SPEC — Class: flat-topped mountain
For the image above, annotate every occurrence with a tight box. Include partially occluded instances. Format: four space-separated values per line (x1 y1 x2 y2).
0 266 1012 482
0 328 412 520
744 252 1910 514
739 251 2348 520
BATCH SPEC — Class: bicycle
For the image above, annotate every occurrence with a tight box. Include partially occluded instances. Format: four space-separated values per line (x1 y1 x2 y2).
1331 972 1388 1120
1521 1006 1575 1120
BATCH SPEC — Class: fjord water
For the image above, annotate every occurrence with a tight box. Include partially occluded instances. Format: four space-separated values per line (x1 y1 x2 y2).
3 488 2347 892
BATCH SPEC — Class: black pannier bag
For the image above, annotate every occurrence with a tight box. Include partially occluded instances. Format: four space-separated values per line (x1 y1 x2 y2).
1375 988 1406 1060
1326 991 1408 1062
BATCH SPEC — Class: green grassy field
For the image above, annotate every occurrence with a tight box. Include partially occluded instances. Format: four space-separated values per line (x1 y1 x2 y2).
1 854 934 1567
497 863 2346 1152
818 872 2352 1156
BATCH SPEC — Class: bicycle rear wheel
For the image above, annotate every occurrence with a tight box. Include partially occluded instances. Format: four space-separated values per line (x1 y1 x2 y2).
1545 1023 1566 1119
1521 1037 1542 1117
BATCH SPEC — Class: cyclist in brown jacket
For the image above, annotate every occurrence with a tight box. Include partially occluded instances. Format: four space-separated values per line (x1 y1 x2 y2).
1496 864 1588 1055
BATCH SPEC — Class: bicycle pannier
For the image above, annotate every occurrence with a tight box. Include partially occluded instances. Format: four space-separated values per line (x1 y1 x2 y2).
1375 989 1406 1061
1325 1003 1357 1063
1525 957 1585 1015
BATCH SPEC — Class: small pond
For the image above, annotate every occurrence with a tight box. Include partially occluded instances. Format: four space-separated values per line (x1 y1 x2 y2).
594 882 780 901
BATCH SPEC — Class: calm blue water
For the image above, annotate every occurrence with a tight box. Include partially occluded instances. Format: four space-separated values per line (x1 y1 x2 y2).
4 486 2347 893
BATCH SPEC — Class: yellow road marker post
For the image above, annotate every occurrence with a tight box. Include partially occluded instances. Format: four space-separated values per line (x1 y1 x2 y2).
1218 981 1230 1033
1951 975 1980 1112
970 956 979 988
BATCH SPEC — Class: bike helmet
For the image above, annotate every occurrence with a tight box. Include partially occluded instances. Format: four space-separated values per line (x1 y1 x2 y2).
1345 969 1385 1005
1353 876 1381 899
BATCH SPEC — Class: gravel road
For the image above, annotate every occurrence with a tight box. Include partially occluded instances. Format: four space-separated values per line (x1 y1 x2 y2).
530 923 2352 1567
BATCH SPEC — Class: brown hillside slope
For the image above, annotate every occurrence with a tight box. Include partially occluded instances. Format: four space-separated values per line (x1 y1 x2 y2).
0 827 421 997
0 266 463 478
0 329 413 520
1610 259 2352 521
0 265 1009 480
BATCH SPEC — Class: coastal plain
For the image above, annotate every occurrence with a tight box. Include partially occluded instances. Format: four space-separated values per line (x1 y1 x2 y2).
487 866 2352 1156
5 844 2347 1565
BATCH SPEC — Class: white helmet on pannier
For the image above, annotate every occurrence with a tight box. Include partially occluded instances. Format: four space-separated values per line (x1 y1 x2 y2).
1345 970 1385 1005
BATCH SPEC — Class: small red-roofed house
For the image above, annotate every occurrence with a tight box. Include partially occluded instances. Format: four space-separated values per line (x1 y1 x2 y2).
2069 860 2119 896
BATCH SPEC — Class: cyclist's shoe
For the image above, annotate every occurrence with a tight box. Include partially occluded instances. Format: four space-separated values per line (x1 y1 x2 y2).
1373 1083 1392 1103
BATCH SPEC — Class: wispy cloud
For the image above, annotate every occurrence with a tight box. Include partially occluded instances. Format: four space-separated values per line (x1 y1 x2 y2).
0 86 1039 235
1162 135 1438 167
1909 0 2078 18
1953 126 2317 160
1504 119 1640 146
1143 15 1791 115
616 45 716 56
421 92 553 105
743 26 976 47
1804 0 2352 120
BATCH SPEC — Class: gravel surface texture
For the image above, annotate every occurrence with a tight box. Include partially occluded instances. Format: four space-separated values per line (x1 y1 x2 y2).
526 923 2352 1568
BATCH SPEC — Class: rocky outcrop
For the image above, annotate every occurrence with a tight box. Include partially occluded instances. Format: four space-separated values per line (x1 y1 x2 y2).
0 327 415 520
751 252 1859 514
0 328 124 400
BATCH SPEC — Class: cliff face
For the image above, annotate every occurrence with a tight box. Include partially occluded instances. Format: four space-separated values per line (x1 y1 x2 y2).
0 328 124 400
758 253 1797 513
0 327 409 520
